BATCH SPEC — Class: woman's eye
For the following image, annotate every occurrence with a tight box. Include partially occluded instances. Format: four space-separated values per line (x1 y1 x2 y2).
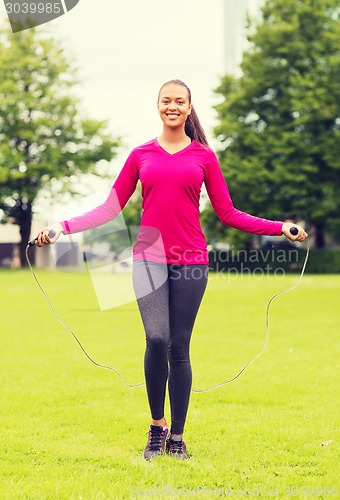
162 101 185 105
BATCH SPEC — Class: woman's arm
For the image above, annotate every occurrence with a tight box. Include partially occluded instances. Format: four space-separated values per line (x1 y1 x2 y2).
60 148 140 235
204 149 308 242
35 149 139 246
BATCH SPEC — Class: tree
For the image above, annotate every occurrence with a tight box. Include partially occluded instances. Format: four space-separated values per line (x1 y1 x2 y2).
203 0 340 248
0 27 120 265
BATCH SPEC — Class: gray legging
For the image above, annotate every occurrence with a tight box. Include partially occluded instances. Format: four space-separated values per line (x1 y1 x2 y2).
132 260 208 435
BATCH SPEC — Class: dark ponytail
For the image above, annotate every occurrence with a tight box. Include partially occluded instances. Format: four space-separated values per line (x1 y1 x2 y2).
185 106 209 146
157 79 209 146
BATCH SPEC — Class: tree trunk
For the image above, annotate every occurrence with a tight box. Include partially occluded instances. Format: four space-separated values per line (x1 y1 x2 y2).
18 201 33 267
315 222 325 248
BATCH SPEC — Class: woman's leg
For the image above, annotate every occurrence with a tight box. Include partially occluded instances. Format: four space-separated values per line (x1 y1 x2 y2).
167 264 208 436
132 260 170 422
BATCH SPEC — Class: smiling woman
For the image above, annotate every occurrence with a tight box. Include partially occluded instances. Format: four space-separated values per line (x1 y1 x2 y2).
33 78 308 462
156 79 209 151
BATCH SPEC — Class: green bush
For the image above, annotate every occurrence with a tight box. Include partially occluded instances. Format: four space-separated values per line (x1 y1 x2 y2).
208 248 340 274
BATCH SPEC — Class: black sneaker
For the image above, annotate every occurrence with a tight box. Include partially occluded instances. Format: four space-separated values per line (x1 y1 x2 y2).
143 424 169 460
166 437 188 459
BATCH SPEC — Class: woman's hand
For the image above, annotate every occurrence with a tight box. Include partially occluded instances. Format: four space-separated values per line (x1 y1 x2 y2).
35 222 64 247
282 222 308 242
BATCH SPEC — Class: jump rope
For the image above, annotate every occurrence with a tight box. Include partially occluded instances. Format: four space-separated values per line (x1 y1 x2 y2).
26 226 309 393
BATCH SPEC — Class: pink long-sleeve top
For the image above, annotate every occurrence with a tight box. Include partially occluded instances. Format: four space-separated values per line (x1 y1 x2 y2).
60 138 284 265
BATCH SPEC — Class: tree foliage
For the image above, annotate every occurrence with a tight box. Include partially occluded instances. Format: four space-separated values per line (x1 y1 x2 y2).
0 27 120 265
202 0 340 248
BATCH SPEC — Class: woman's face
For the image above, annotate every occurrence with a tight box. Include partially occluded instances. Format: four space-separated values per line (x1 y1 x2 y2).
157 84 192 130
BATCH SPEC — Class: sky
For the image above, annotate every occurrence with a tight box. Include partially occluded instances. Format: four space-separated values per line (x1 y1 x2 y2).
0 0 230 219
32 0 225 151
1 0 230 216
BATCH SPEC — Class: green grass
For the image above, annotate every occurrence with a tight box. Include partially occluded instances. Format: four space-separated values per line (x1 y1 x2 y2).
0 268 339 499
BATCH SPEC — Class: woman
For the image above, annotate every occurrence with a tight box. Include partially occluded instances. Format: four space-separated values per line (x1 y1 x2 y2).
35 79 308 460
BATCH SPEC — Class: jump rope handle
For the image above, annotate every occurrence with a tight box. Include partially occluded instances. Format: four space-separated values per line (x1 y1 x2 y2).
289 227 299 236
28 230 56 247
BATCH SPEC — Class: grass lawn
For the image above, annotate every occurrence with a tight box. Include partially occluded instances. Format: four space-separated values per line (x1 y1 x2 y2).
0 267 339 499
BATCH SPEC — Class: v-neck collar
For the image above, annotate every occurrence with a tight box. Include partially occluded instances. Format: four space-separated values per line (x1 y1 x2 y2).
154 137 195 156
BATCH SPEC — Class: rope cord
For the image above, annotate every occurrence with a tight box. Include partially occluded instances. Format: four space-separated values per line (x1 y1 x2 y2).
26 240 309 392
192 239 310 392
25 245 145 388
